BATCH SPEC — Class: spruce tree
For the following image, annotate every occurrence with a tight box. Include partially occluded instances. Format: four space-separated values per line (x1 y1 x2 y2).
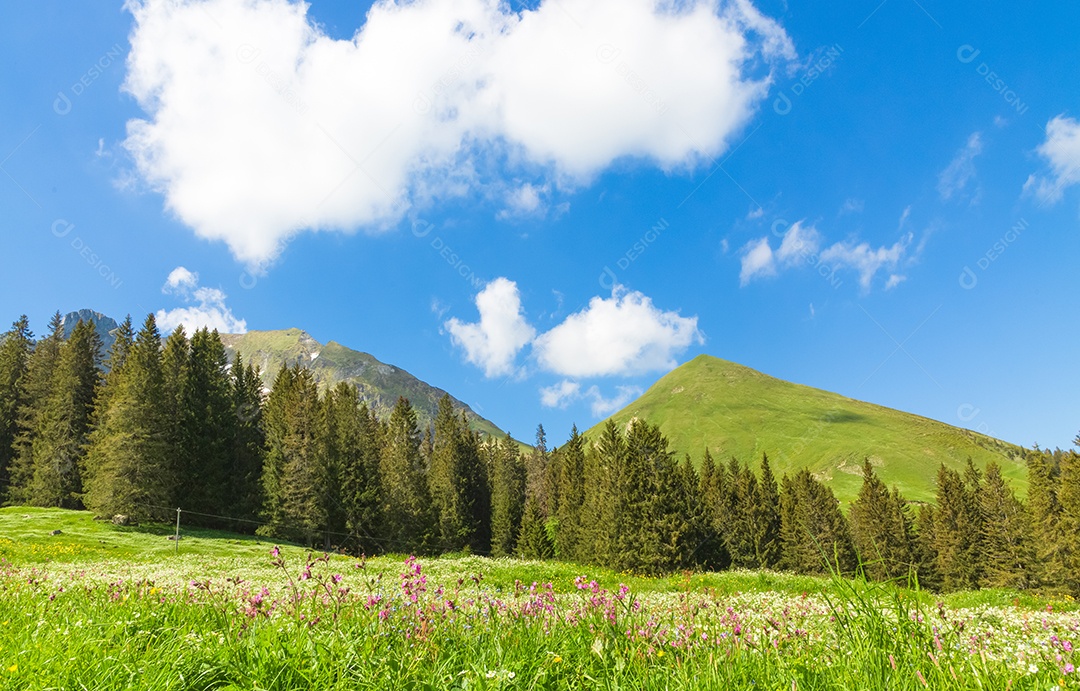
82 314 171 521
8 313 64 503
583 420 626 567
517 495 554 560
725 458 762 568
229 354 265 528
27 320 101 508
979 462 1034 589
755 454 782 568
257 364 322 545
1026 450 1066 590
697 449 731 570
379 396 434 554
1058 450 1080 595
490 434 525 557
554 426 586 562
0 316 33 501
177 329 233 521
428 396 490 553
779 469 857 575
913 504 941 591
849 459 916 581
932 463 984 591
328 386 382 555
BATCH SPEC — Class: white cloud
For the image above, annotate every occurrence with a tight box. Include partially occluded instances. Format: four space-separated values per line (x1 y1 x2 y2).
539 380 581 408
820 233 912 292
938 131 982 201
444 277 536 377
740 221 912 291
539 379 641 417
1025 115 1080 204
884 274 906 290
496 182 549 220
739 236 776 285
156 267 247 333
447 279 702 410
122 0 794 267
532 287 703 377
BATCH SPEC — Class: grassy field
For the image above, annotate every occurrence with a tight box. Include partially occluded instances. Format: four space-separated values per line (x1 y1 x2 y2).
1 508 1077 690
587 355 1027 505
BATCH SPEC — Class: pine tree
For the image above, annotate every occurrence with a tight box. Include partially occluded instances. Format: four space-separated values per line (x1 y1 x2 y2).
1026 450 1067 590
82 314 171 521
932 463 984 591
979 462 1034 589
490 434 525 557
779 469 857 575
517 496 554 560
257 364 323 545
913 504 941 591
849 459 916 581
554 426 586 562
725 458 763 568
379 396 434 554
524 424 552 516
428 396 490 553
177 329 234 521
755 454 782 568
229 354 265 528
327 386 382 555
697 450 730 570
8 313 64 503
582 420 626 567
27 320 101 508
0 316 33 501
1058 449 1080 595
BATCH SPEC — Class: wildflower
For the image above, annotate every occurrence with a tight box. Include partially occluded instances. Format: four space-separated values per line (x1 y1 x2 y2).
1065 663 1075 674
271 546 280 558
6 664 15 673
552 656 562 663
657 650 665 658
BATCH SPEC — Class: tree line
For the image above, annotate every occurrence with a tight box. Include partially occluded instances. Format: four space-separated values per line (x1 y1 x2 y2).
0 313 1077 594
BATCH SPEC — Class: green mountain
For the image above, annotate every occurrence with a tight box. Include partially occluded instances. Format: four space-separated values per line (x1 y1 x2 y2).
219 328 507 440
586 355 1027 504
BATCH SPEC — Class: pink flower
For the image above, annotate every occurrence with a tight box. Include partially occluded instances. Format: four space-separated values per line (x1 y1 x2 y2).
271 546 280 557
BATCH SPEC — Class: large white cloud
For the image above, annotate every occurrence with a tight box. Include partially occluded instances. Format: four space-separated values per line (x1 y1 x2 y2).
123 0 793 267
1025 115 1080 204
532 287 703 378
444 277 536 377
156 266 248 334
447 279 702 398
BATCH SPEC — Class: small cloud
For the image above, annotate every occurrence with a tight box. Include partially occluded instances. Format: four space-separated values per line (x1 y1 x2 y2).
719 238 730 254
539 380 641 417
820 233 912 292
444 277 536 378
884 274 906 290
746 206 765 220
938 132 983 202
496 182 551 220
808 302 815 319
156 267 247 334
1025 115 1080 204
839 198 864 216
739 236 776 285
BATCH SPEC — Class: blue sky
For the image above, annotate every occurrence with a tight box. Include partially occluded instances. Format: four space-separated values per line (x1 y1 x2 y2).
1 0 1078 450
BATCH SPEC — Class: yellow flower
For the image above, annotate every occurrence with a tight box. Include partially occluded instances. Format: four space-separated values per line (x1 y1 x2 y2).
6 664 16 673
657 651 665 658
552 656 562 663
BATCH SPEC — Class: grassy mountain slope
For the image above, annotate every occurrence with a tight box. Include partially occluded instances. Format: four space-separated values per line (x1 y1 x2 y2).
587 355 1026 504
219 328 507 440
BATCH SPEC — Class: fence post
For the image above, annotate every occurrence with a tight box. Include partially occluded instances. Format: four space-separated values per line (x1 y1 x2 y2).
174 508 181 555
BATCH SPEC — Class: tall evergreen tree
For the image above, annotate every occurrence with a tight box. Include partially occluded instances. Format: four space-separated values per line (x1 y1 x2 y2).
979 462 1034 589
428 396 489 553
1058 449 1080 595
779 469 857 575
177 329 234 521
696 450 731 570
8 312 64 503
554 426 586 562
379 396 434 554
932 463 984 591
257 364 322 544
0 316 33 501
725 458 765 569
583 420 627 568
82 314 171 521
849 459 916 581
517 495 554 560
490 434 525 557
327 386 382 555
228 354 265 528
755 454 782 568
1026 450 1066 590
27 320 101 508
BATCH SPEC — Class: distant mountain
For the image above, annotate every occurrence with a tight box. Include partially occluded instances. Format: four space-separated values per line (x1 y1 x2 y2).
61 310 119 353
586 355 1027 504
219 328 508 440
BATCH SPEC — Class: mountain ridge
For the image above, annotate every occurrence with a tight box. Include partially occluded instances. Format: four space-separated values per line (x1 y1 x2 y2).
586 354 1027 504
